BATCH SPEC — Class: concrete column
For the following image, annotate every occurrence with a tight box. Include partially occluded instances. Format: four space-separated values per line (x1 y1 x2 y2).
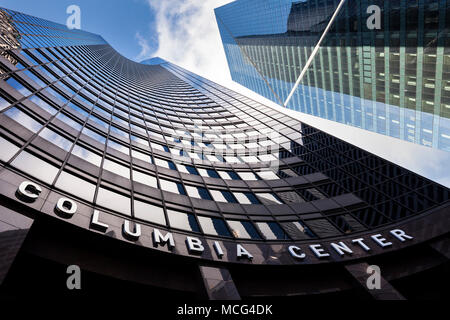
199 265 241 300
0 205 33 284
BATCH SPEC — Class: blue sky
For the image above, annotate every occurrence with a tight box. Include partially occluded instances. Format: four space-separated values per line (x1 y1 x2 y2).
1 0 158 61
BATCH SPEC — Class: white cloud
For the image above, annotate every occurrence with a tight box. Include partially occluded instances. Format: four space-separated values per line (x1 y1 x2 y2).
135 31 153 62
141 0 450 187
144 0 233 85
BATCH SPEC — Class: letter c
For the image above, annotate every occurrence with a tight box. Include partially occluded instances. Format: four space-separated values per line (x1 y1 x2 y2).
288 245 306 259
17 181 42 201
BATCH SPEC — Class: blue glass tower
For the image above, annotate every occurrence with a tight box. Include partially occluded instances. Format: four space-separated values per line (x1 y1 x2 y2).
216 0 450 151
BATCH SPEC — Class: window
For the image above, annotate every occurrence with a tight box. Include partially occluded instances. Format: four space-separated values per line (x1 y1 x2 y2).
277 191 305 204
237 172 259 180
206 154 221 162
198 216 231 236
6 77 32 96
55 171 96 202
108 140 129 154
0 95 9 111
55 112 82 131
244 142 258 149
167 209 200 232
185 186 212 200
150 142 169 152
132 170 157 188
256 222 289 240
241 155 259 163
89 114 109 129
210 190 237 203
11 151 59 184
131 149 151 163
281 221 316 240
256 170 279 180
71 145 102 166
258 154 277 162
96 187 131 216
329 214 366 234
191 152 204 160
38 128 72 151
4 108 42 133
198 168 220 178
154 158 176 170
218 171 240 180
234 192 260 204
159 179 186 195
83 127 106 144
229 144 244 149
30 96 56 115
305 219 342 237
103 159 130 179
227 220 261 239
133 200 166 225
177 164 199 175
130 135 149 147
306 188 327 200
110 125 128 138
67 102 89 120
0 137 19 162
256 193 283 205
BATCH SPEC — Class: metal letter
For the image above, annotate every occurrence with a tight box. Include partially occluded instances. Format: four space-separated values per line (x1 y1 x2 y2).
122 220 141 240
390 229 413 242
213 241 224 258
309 244 330 258
236 244 253 260
55 197 77 217
371 234 392 248
153 229 175 249
288 245 306 259
186 236 204 254
17 181 42 201
352 238 371 252
330 241 353 256
90 210 109 232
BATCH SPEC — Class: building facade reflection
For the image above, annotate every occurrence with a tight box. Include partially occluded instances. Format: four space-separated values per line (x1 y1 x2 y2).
216 0 450 151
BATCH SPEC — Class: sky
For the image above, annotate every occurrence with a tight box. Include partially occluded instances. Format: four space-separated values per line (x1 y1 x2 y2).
3 0 450 187
1 0 158 60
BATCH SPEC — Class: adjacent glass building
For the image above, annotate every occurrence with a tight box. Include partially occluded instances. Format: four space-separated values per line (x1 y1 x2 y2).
0 7 449 300
215 0 450 151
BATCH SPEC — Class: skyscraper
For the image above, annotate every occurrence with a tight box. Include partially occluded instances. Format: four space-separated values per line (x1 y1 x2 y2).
215 0 450 151
0 7 449 300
